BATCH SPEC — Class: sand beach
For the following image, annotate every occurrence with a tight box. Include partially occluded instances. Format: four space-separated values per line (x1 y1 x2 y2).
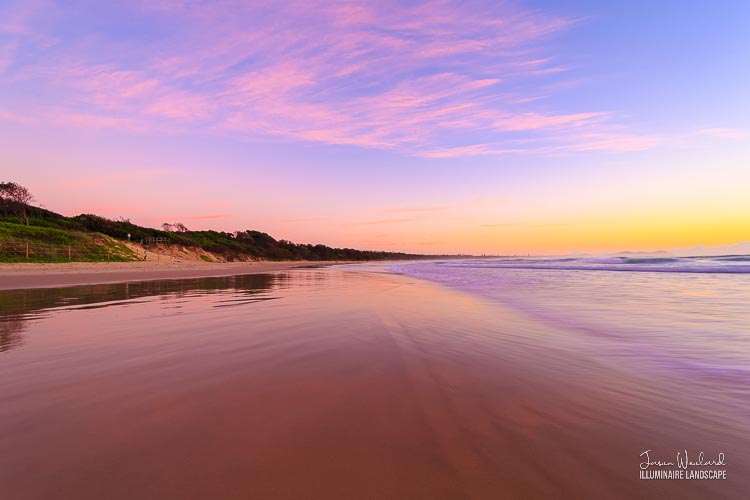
1 263 748 499
0 261 342 290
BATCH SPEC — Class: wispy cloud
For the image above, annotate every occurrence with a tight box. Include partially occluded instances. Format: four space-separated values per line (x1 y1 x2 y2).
546 132 662 153
0 0 58 44
360 217 423 225
380 205 450 214
182 214 230 221
1 0 654 156
480 223 515 228
277 217 330 223
66 170 169 188
416 144 528 158
695 127 750 140
0 41 19 74
0 108 33 124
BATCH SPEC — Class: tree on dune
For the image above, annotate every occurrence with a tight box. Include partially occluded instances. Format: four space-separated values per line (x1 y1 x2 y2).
0 181 35 225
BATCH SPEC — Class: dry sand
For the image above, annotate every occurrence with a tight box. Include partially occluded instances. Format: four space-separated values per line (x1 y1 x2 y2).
0 261 340 290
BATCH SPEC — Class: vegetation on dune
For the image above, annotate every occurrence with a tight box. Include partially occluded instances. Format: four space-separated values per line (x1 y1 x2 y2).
0 181 436 263
0 182 35 225
0 221 136 262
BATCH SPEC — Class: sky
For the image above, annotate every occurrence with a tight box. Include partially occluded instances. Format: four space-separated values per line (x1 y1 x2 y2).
1 0 749 255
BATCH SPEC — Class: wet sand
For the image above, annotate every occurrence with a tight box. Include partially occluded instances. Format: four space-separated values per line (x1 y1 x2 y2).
0 261 342 290
0 268 746 499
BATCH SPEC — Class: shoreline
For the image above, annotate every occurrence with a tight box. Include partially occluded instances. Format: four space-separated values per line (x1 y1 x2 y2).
0 261 352 291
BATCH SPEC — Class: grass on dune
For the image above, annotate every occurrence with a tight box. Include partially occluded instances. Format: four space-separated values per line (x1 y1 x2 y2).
0 221 137 263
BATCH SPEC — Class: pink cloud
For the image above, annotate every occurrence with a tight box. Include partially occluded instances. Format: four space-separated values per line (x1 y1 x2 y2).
417 129 662 158
0 108 34 124
181 214 231 221
359 217 423 225
380 205 450 214
696 127 750 140
75 68 160 102
146 92 213 121
2 0 654 156
0 0 58 45
53 112 150 132
65 170 169 188
417 144 528 158
551 132 662 152
0 41 19 73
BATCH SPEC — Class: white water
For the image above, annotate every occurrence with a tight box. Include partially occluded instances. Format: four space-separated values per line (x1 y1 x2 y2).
398 255 750 275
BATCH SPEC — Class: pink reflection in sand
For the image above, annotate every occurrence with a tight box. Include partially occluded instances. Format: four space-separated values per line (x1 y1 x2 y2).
1 269 747 499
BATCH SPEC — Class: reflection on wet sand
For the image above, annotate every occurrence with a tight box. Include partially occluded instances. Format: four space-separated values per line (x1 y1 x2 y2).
0 274 278 353
0 269 746 499
0 314 24 352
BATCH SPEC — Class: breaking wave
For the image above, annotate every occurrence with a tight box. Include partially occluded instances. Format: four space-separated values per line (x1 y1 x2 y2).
414 255 750 274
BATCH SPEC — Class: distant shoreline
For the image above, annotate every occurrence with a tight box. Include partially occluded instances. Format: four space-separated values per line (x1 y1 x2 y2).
0 261 356 291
